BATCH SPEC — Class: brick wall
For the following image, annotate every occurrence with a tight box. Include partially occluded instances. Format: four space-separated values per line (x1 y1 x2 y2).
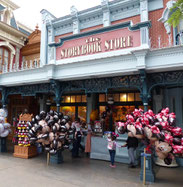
149 0 173 48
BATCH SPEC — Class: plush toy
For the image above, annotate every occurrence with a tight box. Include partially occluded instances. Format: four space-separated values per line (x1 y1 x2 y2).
0 108 11 137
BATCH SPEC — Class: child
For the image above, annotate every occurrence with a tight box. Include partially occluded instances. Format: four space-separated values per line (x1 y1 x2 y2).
107 132 120 168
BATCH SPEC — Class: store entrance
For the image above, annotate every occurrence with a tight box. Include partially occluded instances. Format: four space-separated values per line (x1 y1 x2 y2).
7 95 39 151
98 90 150 132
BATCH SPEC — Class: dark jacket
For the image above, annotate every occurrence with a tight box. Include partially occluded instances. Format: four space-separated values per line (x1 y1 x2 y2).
126 137 138 149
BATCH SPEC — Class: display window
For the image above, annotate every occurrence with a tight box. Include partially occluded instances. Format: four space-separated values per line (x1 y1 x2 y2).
62 94 87 103
99 92 142 103
78 106 87 123
51 94 87 123
98 91 151 132
60 106 75 121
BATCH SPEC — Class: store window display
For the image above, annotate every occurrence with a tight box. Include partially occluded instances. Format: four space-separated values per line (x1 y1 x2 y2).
98 92 150 133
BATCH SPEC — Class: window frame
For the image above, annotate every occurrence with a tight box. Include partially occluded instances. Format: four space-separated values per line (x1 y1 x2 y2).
0 47 10 72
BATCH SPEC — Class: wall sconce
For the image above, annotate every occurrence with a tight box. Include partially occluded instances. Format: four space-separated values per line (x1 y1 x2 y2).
107 95 114 105
46 99 51 105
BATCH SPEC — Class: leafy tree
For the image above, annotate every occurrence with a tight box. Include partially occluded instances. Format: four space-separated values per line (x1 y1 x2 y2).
168 0 183 27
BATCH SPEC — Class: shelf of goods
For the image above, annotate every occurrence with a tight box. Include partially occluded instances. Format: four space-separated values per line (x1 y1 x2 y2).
13 113 37 159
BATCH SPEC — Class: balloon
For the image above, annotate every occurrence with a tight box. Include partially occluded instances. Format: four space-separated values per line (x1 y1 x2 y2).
30 137 38 142
40 111 46 119
58 112 63 119
116 108 183 165
52 125 57 133
47 119 55 127
0 108 11 138
0 124 5 134
53 115 59 123
35 115 41 121
173 137 181 145
27 110 74 154
49 110 54 117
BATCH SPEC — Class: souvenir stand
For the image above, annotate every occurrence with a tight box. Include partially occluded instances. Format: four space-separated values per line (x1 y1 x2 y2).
13 113 37 158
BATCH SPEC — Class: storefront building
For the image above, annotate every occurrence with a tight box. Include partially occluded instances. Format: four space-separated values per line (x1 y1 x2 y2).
0 0 183 165
0 0 37 148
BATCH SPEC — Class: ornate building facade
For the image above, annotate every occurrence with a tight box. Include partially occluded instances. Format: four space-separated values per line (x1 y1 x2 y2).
0 0 33 73
0 0 183 165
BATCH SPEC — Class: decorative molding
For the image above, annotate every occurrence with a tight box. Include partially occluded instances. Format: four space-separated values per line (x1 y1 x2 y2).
41 9 56 24
6 83 51 96
133 49 149 69
148 45 183 58
0 29 25 47
0 0 19 10
21 42 40 56
148 71 183 95
80 15 102 30
50 21 151 48
16 21 33 34
59 74 142 94
15 46 20 70
51 0 163 37
21 28 41 56
140 0 149 46
0 41 15 54
101 0 110 27
140 0 148 22
70 5 80 34
0 41 15 72
110 7 140 22
158 0 176 34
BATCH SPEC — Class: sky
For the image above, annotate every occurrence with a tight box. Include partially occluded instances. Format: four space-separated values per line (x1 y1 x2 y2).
13 0 112 30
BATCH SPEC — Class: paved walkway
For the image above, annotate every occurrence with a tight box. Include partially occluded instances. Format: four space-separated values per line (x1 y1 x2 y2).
0 151 183 187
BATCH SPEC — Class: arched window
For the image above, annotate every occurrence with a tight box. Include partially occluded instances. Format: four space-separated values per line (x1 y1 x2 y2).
175 19 183 45
159 1 183 46
0 47 10 73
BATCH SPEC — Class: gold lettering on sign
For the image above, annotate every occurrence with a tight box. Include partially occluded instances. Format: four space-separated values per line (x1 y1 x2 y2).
96 42 102 52
114 38 120 49
127 36 133 47
109 40 113 50
105 40 109 51
60 35 134 59
61 50 65 58
120 37 126 48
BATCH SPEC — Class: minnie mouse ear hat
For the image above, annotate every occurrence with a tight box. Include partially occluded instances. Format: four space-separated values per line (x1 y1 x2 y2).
112 132 119 137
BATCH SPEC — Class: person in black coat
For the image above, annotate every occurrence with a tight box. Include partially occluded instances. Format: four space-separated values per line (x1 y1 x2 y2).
122 136 138 168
